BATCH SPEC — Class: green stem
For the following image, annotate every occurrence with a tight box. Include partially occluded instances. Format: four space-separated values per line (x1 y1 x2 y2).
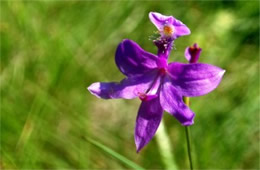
183 97 193 170
185 126 193 170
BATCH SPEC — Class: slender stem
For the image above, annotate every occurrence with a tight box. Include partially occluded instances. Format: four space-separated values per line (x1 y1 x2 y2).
183 97 193 170
185 126 193 170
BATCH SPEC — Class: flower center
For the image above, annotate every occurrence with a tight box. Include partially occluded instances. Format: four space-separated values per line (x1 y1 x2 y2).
159 68 167 75
138 92 147 101
138 92 157 101
163 25 174 36
138 71 163 102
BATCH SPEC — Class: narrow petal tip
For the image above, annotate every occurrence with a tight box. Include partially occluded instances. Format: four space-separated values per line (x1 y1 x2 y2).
181 119 194 126
177 110 195 126
220 69 226 76
136 146 143 153
216 69 226 81
135 133 146 153
135 141 142 153
87 83 102 99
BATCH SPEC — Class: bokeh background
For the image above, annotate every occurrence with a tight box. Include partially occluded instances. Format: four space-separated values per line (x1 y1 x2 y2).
1 1 259 169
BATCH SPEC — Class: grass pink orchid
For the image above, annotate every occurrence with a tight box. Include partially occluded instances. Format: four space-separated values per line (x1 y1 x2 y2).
88 39 225 152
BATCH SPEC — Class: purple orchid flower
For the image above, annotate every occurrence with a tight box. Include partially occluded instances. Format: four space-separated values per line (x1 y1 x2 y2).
88 12 225 152
149 12 191 40
88 39 225 152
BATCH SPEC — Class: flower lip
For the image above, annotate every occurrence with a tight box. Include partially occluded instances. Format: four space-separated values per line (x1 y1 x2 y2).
149 12 174 30
149 12 191 39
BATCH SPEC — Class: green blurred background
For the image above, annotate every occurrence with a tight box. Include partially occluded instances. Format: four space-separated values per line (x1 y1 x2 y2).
1 1 259 169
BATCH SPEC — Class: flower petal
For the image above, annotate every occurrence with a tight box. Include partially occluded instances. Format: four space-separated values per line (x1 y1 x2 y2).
167 62 225 97
172 19 191 38
184 47 191 61
88 70 157 99
160 77 194 126
135 97 163 152
149 12 174 30
115 39 158 77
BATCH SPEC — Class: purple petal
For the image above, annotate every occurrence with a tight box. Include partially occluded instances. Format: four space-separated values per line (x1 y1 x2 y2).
115 39 158 77
135 97 163 152
185 43 202 63
87 70 157 99
184 47 191 61
172 19 191 38
149 12 174 30
160 77 194 126
167 62 225 97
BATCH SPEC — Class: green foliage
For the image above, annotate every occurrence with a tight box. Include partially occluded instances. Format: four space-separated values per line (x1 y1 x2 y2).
1 1 259 169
